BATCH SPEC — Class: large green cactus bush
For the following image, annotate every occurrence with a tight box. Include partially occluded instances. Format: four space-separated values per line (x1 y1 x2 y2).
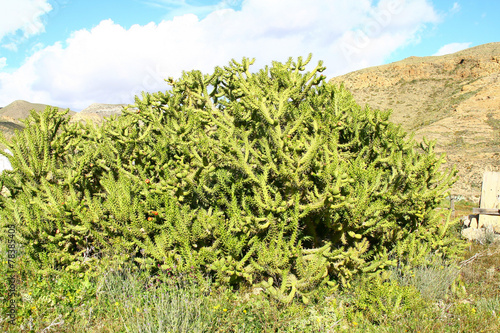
0 54 464 302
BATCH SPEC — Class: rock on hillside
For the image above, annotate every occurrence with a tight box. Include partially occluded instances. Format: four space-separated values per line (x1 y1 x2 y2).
329 42 500 201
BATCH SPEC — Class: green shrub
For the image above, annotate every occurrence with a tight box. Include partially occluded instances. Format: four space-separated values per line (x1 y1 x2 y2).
0 54 465 304
346 276 427 325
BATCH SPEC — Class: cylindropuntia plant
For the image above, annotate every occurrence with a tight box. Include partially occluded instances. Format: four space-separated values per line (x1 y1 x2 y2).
0 54 464 303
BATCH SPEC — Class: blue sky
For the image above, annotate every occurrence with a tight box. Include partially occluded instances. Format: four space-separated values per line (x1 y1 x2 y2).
0 0 498 111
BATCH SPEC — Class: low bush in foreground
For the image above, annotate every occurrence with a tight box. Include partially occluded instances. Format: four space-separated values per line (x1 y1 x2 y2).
1 240 499 332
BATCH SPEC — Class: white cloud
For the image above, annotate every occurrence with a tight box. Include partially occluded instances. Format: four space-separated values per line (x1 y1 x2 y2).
0 57 6 70
450 2 461 15
0 0 440 110
0 0 52 46
2 42 18 52
433 42 471 56
143 0 242 20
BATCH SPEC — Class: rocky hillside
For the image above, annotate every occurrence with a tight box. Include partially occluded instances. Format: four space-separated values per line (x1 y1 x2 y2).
330 42 500 201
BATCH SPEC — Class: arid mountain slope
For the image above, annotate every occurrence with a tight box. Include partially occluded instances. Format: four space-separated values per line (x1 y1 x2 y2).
0 101 125 142
330 42 500 201
0 100 58 119
0 100 76 142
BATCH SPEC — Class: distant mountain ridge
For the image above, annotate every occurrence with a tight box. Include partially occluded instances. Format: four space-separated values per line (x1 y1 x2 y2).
69 103 127 125
0 100 125 141
0 100 76 120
